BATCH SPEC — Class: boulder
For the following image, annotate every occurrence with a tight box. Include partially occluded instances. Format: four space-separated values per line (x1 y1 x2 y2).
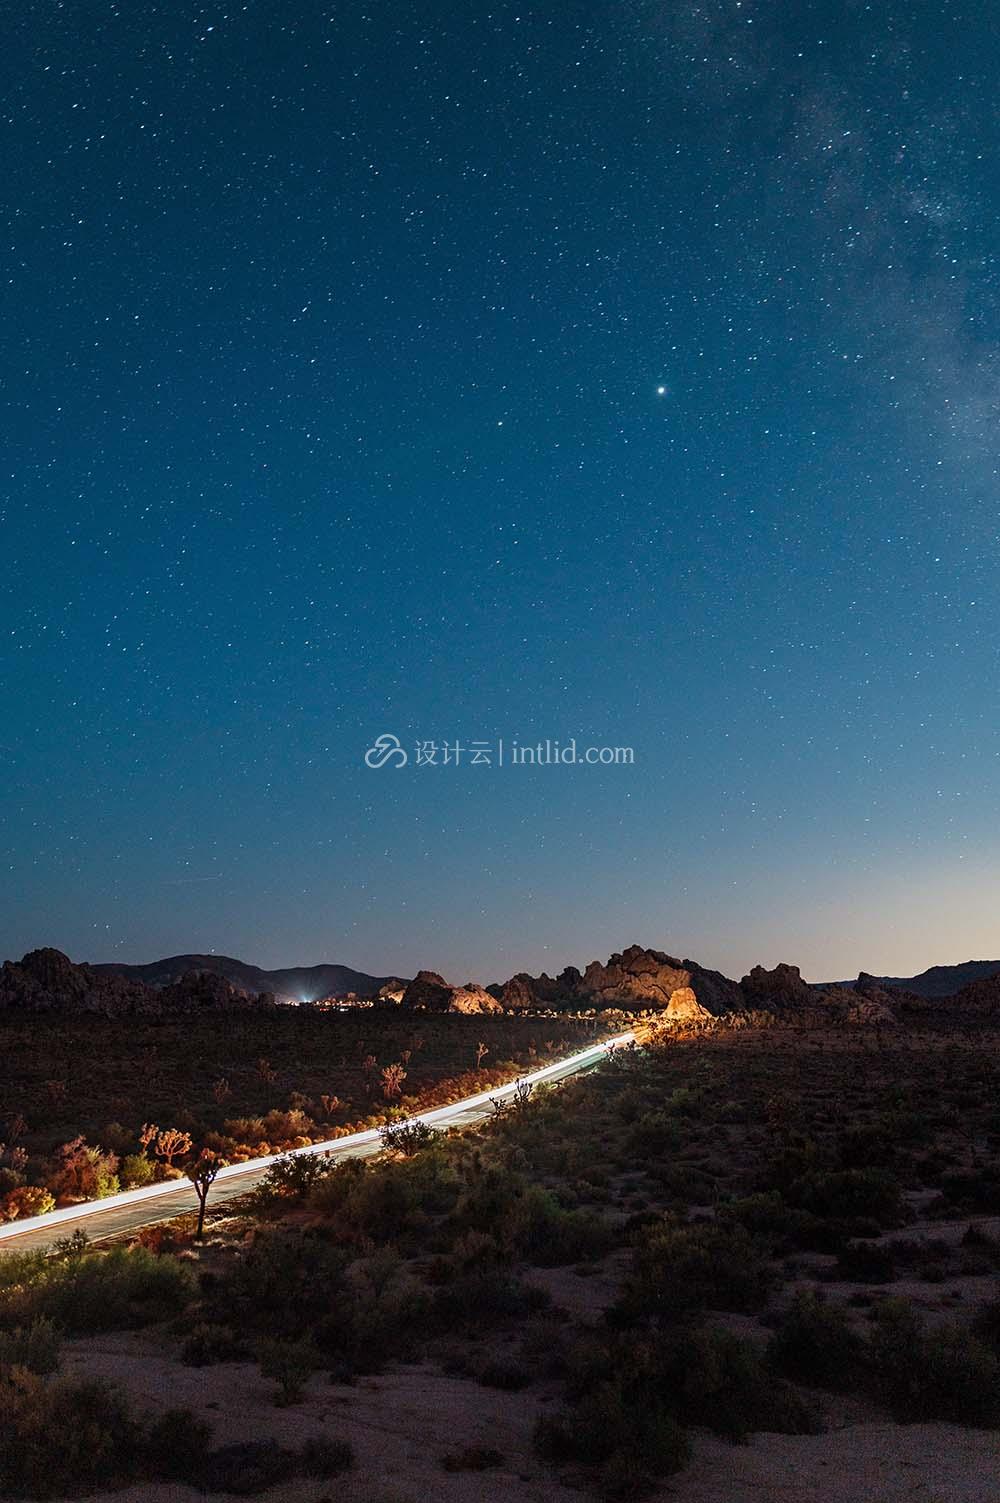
400 970 454 1010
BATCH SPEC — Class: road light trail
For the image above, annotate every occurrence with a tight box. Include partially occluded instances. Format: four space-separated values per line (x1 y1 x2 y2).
0 1031 635 1253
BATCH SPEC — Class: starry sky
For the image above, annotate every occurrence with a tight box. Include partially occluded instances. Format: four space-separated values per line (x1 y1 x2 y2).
2 1 998 985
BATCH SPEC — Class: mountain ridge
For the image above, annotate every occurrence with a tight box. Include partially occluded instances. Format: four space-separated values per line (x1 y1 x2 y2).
91 953 405 1002
820 959 1000 998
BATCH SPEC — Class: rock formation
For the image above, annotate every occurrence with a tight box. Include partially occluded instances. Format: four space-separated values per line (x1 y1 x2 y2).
0 948 275 1015
400 970 502 1014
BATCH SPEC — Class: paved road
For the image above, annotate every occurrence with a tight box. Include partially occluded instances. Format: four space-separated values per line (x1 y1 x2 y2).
0 1032 633 1254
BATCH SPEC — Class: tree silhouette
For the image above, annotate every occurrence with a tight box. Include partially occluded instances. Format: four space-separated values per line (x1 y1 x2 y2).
186 1150 226 1239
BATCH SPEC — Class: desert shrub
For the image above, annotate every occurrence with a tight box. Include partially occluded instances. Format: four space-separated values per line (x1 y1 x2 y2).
0 1167 26 1197
143 1407 213 1484
768 1290 865 1389
2 1187 56 1222
760 1137 827 1194
787 1168 904 1228
47 1138 121 1202
510 1185 613 1266
259 1337 318 1405
180 1321 248 1366
0 1246 193 1335
319 1249 434 1368
119 1154 155 1188
203 1227 346 1338
718 1191 814 1249
432 1263 533 1328
939 1166 1000 1212
836 1123 901 1170
0 1369 138 1498
245 1151 332 1210
535 1378 690 1496
618 1220 772 1322
261 1108 316 1146
0 1318 62 1376
663 1086 705 1118
198 1441 297 1495
0 1251 47 1292
307 1155 369 1218
300 1434 354 1477
868 1298 1000 1426
311 1152 457 1249
629 1110 681 1156
379 1119 441 1156
654 1325 815 1440
835 1239 896 1283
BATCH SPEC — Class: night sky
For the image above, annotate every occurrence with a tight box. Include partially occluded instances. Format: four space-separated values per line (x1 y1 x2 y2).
3 2 998 984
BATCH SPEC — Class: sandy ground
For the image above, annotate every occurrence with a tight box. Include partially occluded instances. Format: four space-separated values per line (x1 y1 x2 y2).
0 1330 982 1503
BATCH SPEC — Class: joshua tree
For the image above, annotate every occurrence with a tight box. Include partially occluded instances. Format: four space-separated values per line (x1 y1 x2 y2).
256 1057 277 1107
361 1054 379 1100
381 1062 407 1101
150 1126 193 1169
186 1150 226 1239
211 1077 232 1106
512 1080 534 1111
475 1040 489 1071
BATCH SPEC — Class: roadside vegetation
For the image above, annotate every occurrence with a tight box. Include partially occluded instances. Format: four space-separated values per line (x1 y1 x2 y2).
0 1009 601 1223
1 1016 999 1497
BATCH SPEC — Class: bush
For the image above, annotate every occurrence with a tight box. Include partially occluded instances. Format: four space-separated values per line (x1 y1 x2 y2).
433 1264 531 1328
0 1251 47 1291
2 1187 56 1222
535 1378 690 1490
180 1321 248 1366
245 1151 332 1210
1 1246 194 1336
768 1291 865 1389
204 1228 346 1339
199 1441 297 1495
300 1434 354 1477
654 1326 815 1441
836 1240 896 1284
119 1154 155 1189
379 1119 441 1156
618 1220 772 1321
0 1318 62 1377
629 1110 681 1156
511 1185 612 1267
869 1299 1000 1426
259 1337 318 1404
0 1369 138 1498
787 1168 904 1228
144 1407 213 1483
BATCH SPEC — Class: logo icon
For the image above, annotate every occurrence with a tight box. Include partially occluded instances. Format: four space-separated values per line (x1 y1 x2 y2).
365 733 408 769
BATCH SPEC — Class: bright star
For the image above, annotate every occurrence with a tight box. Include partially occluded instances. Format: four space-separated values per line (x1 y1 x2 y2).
656 385 667 396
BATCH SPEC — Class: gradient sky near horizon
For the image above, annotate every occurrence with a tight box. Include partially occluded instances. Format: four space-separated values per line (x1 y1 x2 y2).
2 1 998 985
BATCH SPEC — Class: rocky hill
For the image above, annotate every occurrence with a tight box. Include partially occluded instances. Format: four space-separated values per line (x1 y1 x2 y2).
822 959 1000 998
92 953 405 1003
6 941 997 1024
0 949 277 1015
400 970 503 1014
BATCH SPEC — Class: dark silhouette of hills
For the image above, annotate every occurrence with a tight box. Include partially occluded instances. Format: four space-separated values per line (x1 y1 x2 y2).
92 953 405 1003
823 960 1000 998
